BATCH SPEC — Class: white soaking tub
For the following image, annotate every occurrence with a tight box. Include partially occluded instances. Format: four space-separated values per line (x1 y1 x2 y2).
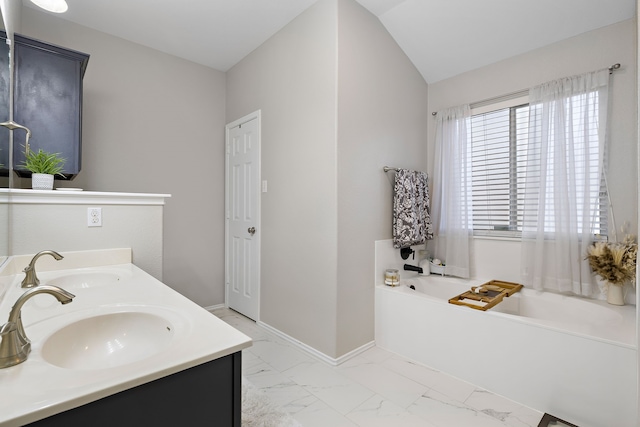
375 275 636 427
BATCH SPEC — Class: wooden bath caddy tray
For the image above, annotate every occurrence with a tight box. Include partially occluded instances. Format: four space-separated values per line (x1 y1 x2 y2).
448 280 523 311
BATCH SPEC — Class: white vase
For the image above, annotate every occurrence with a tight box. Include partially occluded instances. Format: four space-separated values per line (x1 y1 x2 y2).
606 283 625 306
31 173 54 190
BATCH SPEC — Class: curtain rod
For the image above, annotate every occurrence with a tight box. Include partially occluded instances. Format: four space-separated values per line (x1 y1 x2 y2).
431 63 621 116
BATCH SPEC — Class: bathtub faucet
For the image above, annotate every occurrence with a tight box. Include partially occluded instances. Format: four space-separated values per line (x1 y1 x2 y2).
403 264 423 274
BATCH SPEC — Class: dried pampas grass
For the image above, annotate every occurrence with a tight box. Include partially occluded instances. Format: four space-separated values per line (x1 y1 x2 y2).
586 235 637 286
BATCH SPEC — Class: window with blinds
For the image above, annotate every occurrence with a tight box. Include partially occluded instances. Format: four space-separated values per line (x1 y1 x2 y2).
469 98 607 238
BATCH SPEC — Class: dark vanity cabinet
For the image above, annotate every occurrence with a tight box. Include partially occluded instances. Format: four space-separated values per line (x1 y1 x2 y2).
26 352 242 427
0 31 89 180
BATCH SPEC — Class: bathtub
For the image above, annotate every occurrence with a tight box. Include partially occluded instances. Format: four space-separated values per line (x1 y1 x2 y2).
375 275 637 427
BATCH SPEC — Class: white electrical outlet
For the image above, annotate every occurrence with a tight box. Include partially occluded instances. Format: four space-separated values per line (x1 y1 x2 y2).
88 207 102 227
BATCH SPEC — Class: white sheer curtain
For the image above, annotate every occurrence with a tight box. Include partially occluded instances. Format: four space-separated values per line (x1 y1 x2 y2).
521 69 610 296
432 105 472 278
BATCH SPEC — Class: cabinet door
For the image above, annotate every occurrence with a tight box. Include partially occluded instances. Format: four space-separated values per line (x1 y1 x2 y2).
12 34 89 179
26 353 242 427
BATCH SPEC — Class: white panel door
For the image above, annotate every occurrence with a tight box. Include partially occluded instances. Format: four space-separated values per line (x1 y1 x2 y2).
225 112 260 320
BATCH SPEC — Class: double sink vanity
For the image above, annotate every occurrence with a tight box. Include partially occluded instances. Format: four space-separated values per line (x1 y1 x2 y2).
0 248 251 426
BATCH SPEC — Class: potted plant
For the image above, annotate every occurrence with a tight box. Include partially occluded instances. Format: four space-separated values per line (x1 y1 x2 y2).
586 235 637 305
21 148 66 190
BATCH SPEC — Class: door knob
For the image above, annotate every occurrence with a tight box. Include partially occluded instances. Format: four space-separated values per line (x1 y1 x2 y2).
248 227 256 236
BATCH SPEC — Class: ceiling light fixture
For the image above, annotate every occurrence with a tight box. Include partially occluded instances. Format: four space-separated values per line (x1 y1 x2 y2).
30 0 68 13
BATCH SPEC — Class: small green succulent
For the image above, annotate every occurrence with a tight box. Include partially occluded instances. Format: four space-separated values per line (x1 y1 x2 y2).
21 147 66 176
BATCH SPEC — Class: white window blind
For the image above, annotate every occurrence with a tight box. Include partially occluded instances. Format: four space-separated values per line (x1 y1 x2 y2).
469 95 607 238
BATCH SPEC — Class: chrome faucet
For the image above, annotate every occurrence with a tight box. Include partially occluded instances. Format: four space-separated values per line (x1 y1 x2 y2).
21 250 64 288
0 285 75 368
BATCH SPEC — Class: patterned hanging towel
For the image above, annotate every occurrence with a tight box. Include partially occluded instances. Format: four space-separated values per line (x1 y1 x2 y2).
393 169 433 249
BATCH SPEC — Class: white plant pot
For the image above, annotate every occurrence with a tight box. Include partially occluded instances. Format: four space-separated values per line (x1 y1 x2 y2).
606 283 625 306
31 173 54 190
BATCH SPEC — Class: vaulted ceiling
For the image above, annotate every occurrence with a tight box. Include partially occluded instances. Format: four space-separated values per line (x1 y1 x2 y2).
21 0 637 83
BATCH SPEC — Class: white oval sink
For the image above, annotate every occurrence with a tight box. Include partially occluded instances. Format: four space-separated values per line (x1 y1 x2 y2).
47 272 123 289
42 312 175 370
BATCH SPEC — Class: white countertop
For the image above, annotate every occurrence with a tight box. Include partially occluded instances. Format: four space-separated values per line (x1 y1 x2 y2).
0 254 251 426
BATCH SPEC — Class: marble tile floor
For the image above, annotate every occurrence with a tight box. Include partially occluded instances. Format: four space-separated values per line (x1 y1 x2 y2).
212 308 544 427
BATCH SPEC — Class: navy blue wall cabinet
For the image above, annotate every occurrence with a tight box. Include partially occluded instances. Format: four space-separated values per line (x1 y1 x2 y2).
0 31 89 180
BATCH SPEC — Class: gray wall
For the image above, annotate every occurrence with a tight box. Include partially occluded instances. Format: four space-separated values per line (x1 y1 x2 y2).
335 0 428 356
20 7 228 307
227 0 340 357
227 0 428 358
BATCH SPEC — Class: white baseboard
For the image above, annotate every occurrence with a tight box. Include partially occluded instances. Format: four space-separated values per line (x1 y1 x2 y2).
205 303 226 312
207 305 375 365
257 320 375 366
